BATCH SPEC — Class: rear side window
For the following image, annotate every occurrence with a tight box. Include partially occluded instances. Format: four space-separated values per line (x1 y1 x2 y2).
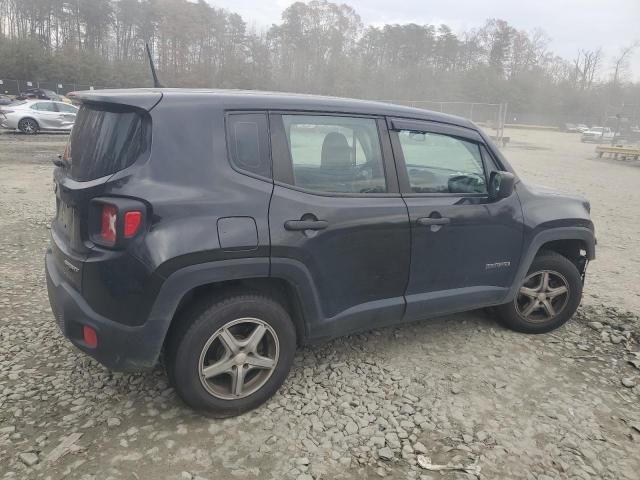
32 102 56 112
68 104 151 181
281 115 386 194
226 113 271 179
57 103 78 113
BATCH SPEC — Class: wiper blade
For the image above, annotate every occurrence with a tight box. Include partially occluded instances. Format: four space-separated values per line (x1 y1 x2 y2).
52 155 66 168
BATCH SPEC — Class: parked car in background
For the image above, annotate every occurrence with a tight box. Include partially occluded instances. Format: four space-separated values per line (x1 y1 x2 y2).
0 99 78 134
563 123 590 133
0 94 13 106
581 126 615 143
16 88 68 102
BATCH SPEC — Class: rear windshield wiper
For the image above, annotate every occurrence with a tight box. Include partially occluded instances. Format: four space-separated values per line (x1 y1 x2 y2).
52 154 66 168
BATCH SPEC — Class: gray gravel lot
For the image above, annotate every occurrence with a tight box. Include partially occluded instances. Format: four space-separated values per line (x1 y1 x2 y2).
0 129 639 480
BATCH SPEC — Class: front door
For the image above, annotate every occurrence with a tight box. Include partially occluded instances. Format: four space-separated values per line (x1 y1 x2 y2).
388 118 524 321
268 113 411 339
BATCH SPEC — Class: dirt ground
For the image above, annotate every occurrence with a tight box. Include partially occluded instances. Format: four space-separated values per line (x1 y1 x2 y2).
0 128 639 480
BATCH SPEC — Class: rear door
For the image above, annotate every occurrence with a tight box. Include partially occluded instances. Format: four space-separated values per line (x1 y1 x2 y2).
268 113 410 339
388 118 523 321
55 102 78 129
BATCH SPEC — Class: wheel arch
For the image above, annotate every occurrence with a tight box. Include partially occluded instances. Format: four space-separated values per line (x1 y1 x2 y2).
166 276 308 349
18 116 40 131
538 238 590 269
149 258 318 365
505 227 595 302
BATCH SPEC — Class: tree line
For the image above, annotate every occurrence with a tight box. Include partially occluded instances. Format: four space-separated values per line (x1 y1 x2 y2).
1 0 638 124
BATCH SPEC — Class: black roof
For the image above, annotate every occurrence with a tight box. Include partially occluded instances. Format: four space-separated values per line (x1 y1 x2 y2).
69 88 476 129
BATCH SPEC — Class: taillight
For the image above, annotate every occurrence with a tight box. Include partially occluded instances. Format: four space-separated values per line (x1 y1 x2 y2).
90 198 147 248
83 325 98 348
124 211 142 238
100 204 118 245
62 140 71 164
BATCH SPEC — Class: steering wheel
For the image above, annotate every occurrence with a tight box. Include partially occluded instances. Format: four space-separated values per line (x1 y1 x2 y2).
448 172 486 193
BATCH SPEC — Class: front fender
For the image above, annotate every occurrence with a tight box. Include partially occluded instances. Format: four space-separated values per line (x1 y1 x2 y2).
504 226 595 302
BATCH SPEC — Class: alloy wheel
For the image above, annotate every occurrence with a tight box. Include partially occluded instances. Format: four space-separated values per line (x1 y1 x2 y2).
515 270 570 322
20 119 38 134
198 317 279 400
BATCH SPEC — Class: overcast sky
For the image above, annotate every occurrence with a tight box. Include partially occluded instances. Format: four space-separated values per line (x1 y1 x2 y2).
209 0 640 80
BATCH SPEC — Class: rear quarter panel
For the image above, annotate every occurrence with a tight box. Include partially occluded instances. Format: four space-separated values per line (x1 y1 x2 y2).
103 96 272 278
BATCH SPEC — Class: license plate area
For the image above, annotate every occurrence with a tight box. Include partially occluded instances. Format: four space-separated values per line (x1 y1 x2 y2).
52 196 85 290
50 231 84 291
56 199 76 239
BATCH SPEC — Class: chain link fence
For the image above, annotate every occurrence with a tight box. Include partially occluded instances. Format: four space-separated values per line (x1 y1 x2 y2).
0 79 108 96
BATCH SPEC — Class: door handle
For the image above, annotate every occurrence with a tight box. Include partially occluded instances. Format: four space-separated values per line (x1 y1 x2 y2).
284 220 329 231
417 217 450 226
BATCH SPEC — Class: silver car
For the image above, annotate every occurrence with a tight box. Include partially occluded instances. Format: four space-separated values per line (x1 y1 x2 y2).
0 100 78 134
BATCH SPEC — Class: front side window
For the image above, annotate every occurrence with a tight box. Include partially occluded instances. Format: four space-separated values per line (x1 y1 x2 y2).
282 115 386 194
32 102 56 112
396 130 487 194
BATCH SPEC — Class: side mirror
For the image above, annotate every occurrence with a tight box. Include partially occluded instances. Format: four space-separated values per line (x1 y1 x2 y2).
489 171 516 200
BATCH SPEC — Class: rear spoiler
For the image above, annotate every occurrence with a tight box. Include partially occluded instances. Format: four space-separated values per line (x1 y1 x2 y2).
67 89 163 111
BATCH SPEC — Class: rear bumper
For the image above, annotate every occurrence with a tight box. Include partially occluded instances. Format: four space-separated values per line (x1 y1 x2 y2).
45 249 163 371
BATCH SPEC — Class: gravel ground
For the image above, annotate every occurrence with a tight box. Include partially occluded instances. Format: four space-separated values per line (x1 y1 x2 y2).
0 129 639 480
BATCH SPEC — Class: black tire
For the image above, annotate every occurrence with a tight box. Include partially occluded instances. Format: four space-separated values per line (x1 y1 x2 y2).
495 251 583 334
166 293 296 417
18 117 39 135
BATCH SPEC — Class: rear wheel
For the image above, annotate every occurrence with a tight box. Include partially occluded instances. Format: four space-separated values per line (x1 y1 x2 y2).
18 117 39 135
495 251 583 333
166 293 296 417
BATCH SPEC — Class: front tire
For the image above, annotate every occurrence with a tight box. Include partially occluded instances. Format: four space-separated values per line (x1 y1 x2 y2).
18 117 39 135
495 251 583 333
166 294 296 417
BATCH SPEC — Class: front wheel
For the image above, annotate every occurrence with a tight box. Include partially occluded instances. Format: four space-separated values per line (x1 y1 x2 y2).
18 117 39 135
495 251 583 333
166 294 296 417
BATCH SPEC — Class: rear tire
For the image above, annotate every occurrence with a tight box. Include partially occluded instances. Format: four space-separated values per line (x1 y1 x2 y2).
18 117 39 135
166 293 296 417
495 251 583 334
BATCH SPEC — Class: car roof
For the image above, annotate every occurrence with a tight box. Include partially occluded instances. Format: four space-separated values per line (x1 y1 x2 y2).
69 88 477 130
16 99 67 106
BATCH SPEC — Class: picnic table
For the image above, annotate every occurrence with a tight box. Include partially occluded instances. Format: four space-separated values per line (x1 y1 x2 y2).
595 145 640 161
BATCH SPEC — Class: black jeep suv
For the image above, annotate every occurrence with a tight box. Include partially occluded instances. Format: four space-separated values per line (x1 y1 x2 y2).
46 89 595 416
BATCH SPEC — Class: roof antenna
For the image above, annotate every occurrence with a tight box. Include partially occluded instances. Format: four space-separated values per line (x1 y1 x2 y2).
145 43 164 88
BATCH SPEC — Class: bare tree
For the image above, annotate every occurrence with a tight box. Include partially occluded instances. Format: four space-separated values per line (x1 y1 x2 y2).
573 48 602 90
0 0 639 126
611 42 638 88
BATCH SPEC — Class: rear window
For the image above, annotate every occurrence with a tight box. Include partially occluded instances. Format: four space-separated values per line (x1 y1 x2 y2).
68 104 151 181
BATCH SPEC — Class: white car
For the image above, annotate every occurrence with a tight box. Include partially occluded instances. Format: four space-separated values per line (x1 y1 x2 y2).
0 99 78 134
581 127 615 143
